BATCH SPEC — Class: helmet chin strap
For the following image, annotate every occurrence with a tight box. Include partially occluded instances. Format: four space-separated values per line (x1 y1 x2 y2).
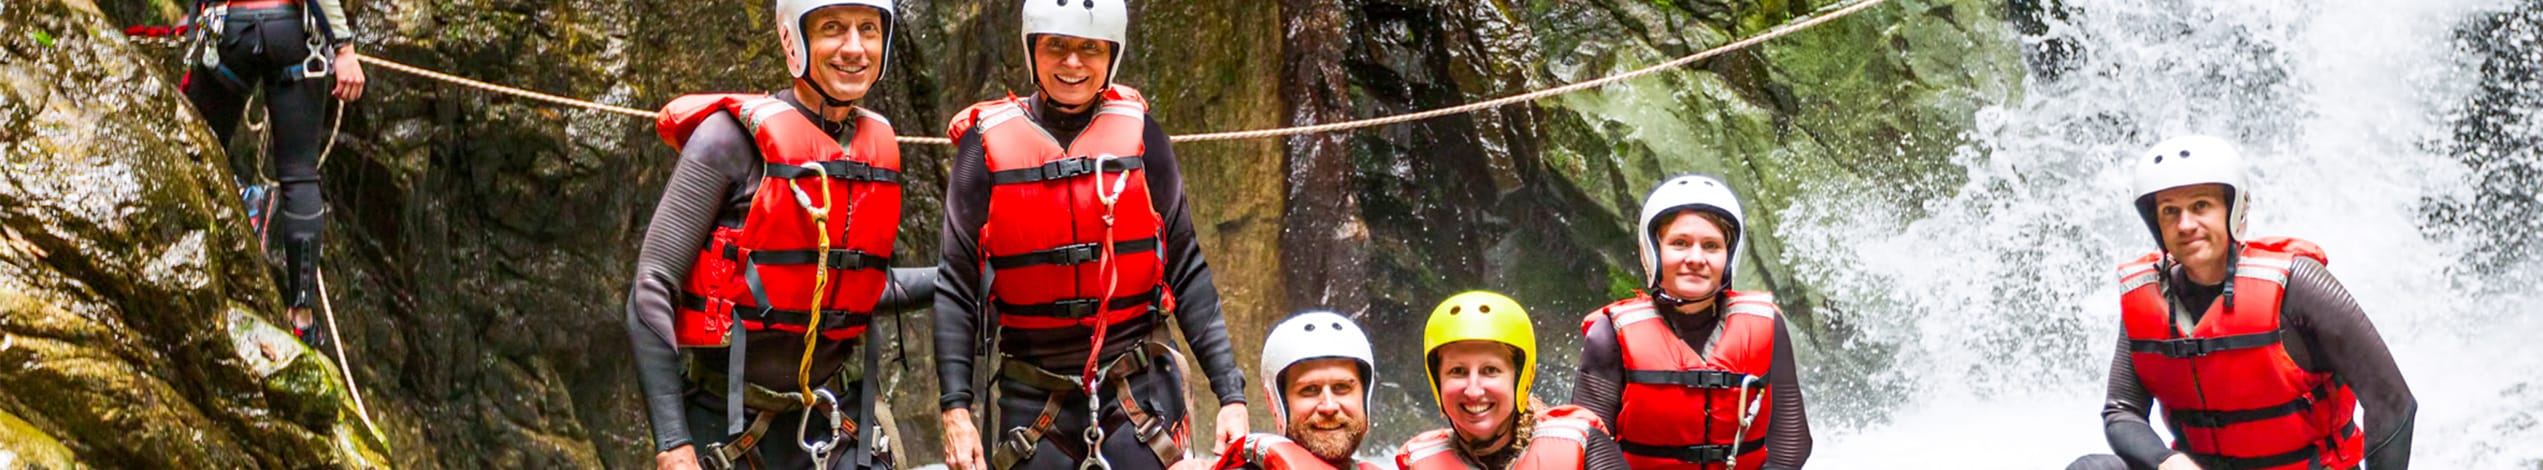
1650 286 1723 313
796 78 861 135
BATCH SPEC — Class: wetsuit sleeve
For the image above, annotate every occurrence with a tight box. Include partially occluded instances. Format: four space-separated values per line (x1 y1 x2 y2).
1762 317 1811 469
623 112 756 452
1145 117 1248 405
309 0 355 44
1584 428 1628 470
1572 313 1625 426
2281 259 2414 470
878 267 936 313
934 129 993 411
2098 325 2175 469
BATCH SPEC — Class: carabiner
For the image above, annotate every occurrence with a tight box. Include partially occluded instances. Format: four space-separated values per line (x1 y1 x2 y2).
1078 389 1110 470
1725 374 1767 470
1089 153 1133 225
787 162 832 221
799 389 845 470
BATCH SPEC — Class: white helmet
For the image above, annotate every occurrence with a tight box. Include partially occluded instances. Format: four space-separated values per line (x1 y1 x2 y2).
778 0 896 81
1021 0 1130 90
1259 310 1376 426
2130 135 2251 248
1637 174 1748 300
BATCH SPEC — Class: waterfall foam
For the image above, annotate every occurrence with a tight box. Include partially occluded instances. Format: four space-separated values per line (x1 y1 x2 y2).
1789 0 2543 466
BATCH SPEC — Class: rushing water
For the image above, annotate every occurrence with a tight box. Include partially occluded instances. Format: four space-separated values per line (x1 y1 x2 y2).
1782 0 2543 467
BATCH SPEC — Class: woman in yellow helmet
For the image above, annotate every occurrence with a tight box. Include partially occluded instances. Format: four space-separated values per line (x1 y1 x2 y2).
1393 291 1625 470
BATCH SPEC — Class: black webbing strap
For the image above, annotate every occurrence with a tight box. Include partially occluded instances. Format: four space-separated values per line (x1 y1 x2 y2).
2129 330 2283 358
1625 370 1763 390
992 289 1160 320
765 160 903 183
2168 380 2343 428
680 292 875 332
748 248 892 271
989 156 1145 185
986 238 1160 270
1617 438 1766 464
853 319 883 468
2188 443 2317 470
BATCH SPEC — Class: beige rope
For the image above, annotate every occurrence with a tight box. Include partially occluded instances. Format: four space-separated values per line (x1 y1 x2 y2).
1170 0 1892 143
350 54 659 118
346 0 1887 146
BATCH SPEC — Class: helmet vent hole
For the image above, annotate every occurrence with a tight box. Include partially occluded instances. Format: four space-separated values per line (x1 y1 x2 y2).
1330 322 1343 330
1449 306 1463 315
2179 150 2192 158
1304 324 1317 332
1479 305 1493 314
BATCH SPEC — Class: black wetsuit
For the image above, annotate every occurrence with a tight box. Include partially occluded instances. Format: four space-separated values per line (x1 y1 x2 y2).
2067 256 2415 470
1575 301 1811 470
624 90 935 466
933 96 1247 470
183 0 350 313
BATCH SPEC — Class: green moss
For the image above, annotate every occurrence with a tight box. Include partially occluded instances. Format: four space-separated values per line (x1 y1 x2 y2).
0 408 77 469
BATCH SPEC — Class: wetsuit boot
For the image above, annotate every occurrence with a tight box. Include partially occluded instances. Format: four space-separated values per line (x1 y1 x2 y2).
285 232 327 350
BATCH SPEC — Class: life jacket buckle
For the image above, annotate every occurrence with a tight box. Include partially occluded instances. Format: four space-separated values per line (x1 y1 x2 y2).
697 442 739 470
2159 338 2214 358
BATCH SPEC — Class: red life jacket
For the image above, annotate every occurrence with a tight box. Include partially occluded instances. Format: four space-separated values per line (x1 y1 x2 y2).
1579 292 1777 470
1396 405 1606 470
945 85 1167 330
655 94 903 347
1206 433 1381 470
2119 236 2362 470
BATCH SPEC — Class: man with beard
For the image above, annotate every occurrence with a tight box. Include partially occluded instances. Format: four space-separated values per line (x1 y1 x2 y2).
1179 311 1380 470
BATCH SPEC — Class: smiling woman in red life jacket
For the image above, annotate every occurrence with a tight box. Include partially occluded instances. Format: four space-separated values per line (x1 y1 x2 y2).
1571 174 1812 470
622 2 933 469
2065 136 2416 470
1393 292 1626 470
930 2 1251 470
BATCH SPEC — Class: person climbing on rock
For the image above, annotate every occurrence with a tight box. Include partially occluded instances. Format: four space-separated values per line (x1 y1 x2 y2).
177 0 367 349
1178 311 1383 470
1572 174 1812 470
1395 291 1625 470
931 1 1250 469
2065 135 2415 470
622 1 929 468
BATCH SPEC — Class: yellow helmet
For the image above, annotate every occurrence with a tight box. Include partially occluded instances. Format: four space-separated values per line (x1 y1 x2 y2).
1422 290 1539 416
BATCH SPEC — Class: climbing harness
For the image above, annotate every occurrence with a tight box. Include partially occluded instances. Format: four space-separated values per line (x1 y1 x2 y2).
338 0 1895 145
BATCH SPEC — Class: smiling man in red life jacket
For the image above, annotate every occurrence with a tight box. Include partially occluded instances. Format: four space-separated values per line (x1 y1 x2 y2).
623 1 931 469
931 1 1250 470
2067 136 2416 470
1183 311 1383 470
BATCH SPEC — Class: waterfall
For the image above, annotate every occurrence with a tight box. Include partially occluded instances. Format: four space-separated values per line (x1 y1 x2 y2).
1788 0 2543 466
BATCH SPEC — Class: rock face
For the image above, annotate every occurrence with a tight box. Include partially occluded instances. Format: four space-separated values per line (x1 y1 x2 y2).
2 0 387 467
21 0 2022 466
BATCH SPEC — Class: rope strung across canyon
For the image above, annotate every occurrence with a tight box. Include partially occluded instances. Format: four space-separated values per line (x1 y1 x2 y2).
351 0 1892 146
